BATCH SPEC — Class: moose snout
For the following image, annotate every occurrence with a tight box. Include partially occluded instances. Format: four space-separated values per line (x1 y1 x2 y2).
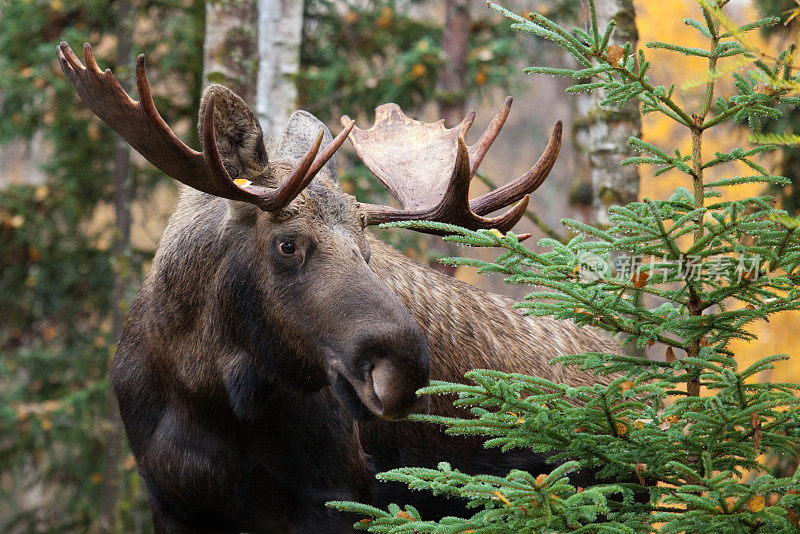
332 319 431 421
369 358 431 420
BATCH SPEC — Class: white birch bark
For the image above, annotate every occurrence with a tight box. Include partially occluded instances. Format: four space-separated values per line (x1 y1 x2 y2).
0 135 48 188
203 0 259 106
574 0 641 226
256 0 304 137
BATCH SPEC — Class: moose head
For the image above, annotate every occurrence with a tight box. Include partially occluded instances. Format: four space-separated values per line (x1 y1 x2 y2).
56 42 560 422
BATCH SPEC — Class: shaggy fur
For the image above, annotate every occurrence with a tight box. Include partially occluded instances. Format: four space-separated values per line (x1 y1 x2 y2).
112 85 620 533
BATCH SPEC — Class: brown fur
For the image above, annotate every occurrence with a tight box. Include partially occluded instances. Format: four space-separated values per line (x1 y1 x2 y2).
368 236 619 385
111 85 620 532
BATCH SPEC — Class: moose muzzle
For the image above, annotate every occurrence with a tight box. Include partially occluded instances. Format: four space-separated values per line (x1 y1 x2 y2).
329 318 430 421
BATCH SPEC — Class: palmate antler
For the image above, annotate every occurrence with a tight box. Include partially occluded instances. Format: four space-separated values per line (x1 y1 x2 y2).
343 99 561 234
57 42 353 212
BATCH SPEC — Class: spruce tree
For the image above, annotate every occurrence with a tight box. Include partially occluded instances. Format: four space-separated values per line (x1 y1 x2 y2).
331 1 800 531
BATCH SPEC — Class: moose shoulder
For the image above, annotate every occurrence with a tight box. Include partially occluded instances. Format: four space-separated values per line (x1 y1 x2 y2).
58 42 619 533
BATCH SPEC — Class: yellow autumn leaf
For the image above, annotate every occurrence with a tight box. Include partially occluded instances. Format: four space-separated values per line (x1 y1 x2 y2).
41 400 61 412
28 246 41 262
34 185 49 202
488 229 504 239
607 45 624 66
493 490 511 507
410 63 427 79
87 122 101 142
748 494 765 512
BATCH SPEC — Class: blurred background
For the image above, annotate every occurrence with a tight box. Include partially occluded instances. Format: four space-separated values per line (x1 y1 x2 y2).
1 0 799 531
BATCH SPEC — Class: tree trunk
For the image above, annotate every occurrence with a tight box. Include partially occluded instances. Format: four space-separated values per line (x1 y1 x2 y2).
203 0 259 106
573 0 641 226
437 0 470 127
432 0 470 275
203 0 302 137
256 0 304 137
100 2 133 531
573 0 642 357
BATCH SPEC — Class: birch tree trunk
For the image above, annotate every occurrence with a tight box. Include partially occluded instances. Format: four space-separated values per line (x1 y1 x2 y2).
256 0 304 137
437 0 470 127
433 0 470 275
100 2 133 531
203 0 302 138
573 0 642 357
203 0 259 106
574 0 641 226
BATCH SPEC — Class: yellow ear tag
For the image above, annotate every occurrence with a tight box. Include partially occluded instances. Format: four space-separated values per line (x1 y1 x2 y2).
234 178 252 188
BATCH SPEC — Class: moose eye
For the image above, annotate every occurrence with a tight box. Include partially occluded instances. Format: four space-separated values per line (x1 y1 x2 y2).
278 241 296 256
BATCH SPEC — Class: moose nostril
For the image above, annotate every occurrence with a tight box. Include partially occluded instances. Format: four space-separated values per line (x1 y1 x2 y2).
370 363 393 406
369 360 427 419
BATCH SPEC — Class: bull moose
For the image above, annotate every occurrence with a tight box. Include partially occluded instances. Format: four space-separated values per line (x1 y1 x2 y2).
57 42 619 533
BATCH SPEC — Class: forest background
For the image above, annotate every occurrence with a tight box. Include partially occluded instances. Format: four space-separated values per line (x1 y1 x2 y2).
1 0 798 531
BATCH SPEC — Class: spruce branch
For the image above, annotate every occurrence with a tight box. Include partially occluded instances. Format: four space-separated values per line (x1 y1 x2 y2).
341 2 800 530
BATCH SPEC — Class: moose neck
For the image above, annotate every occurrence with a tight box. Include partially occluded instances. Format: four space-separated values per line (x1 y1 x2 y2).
366 234 618 387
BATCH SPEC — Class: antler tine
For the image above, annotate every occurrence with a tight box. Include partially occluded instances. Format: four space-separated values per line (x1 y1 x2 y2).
58 42 210 189
438 137 530 232
347 100 559 236
261 128 323 210
362 137 530 234
133 49 205 180
259 120 357 210
456 109 476 137
307 118 355 179
470 120 562 216
58 42 348 212
468 96 512 176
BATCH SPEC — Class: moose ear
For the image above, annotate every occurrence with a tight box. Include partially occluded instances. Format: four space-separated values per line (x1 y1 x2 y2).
198 84 268 182
271 110 338 182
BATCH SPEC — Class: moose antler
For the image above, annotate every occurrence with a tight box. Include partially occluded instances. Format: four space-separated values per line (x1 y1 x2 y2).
57 42 354 211
342 98 561 234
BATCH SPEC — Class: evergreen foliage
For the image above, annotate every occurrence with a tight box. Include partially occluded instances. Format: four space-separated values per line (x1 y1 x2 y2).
752 0 800 214
0 1 204 529
330 1 800 531
299 0 579 122
0 1 564 530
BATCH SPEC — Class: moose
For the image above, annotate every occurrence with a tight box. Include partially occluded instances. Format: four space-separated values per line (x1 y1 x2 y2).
58 42 620 533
